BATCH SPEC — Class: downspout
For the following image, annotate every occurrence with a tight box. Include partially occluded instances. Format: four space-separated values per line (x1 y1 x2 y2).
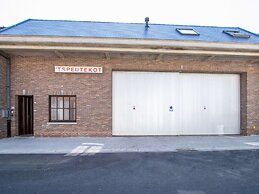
6 58 11 137
0 53 11 137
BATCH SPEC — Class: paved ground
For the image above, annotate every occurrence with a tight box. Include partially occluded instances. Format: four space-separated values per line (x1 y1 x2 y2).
0 136 259 194
0 150 259 194
0 136 259 154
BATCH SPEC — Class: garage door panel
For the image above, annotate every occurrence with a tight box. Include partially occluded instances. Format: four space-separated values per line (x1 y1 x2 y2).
212 74 240 134
155 73 180 135
180 73 240 135
180 74 204 135
112 72 179 135
204 74 240 134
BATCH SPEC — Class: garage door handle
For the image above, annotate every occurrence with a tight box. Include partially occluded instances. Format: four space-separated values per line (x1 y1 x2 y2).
133 106 136 110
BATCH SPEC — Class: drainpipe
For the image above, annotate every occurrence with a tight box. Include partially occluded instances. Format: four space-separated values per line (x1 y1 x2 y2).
0 52 11 137
6 58 11 137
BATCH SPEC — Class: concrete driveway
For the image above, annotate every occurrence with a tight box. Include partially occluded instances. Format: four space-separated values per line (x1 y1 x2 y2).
0 135 259 154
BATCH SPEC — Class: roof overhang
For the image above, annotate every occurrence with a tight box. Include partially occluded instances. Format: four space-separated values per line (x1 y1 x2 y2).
0 35 259 57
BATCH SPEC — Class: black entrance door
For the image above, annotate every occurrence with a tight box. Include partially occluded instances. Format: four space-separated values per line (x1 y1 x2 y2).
18 96 33 135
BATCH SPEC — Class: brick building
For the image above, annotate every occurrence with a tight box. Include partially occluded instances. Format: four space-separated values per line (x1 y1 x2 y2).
0 19 258 137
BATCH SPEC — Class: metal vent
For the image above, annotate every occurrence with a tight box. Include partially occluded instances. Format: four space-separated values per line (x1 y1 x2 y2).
145 17 149 28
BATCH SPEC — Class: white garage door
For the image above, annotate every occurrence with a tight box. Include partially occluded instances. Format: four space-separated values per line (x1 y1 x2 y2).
180 74 240 135
112 71 240 135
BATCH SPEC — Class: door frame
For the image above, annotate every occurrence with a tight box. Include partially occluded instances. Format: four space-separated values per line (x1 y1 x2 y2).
17 95 34 136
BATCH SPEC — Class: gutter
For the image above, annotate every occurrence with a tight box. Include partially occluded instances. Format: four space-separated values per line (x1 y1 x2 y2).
1 45 259 57
0 36 259 56
0 45 259 57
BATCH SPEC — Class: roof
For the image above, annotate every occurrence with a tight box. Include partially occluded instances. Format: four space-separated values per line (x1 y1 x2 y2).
0 19 259 44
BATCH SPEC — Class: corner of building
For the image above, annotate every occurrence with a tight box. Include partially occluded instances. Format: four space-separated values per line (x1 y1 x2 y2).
0 55 7 138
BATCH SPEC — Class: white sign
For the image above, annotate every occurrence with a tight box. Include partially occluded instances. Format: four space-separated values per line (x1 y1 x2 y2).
55 66 103 74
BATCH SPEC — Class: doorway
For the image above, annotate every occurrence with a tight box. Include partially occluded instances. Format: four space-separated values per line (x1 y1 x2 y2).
112 71 240 135
18 96 34 136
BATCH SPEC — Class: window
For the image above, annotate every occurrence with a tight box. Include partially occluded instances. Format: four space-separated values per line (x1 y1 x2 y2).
49 95 76 122
223 30 250 38
176 28 199 35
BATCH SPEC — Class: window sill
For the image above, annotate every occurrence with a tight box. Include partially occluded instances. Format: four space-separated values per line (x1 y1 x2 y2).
47 122 77 125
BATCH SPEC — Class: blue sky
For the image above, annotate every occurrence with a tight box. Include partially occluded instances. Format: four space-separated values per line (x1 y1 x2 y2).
1 0 259 33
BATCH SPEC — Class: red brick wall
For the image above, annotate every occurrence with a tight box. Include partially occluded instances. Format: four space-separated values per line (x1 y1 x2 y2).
0 56 7 138
9 54 259 137
246 63 259 135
